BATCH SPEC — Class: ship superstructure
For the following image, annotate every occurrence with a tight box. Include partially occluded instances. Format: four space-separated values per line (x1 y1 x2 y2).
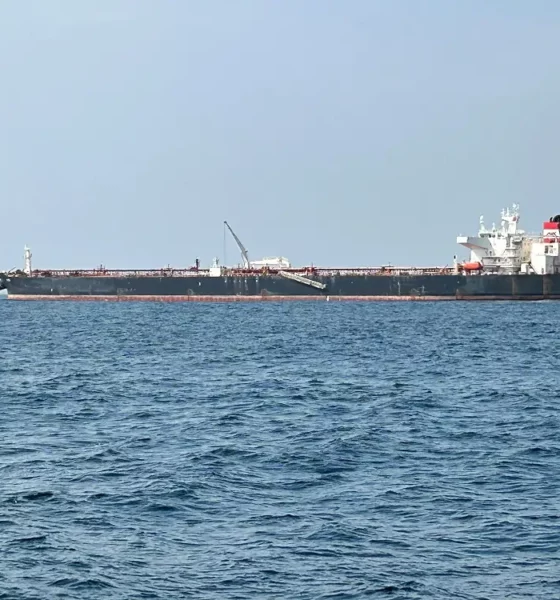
457 204 560 275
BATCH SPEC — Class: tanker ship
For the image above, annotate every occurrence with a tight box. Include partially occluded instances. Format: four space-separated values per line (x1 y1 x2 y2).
2 206 560 301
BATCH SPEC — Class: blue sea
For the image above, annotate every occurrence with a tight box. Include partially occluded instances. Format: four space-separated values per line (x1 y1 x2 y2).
1 301 559 599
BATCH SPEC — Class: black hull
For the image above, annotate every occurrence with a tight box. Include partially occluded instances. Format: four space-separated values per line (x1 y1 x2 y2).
3 273 560 300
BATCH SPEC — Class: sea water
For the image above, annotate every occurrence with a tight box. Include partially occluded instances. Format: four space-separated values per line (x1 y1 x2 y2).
1 301 559 599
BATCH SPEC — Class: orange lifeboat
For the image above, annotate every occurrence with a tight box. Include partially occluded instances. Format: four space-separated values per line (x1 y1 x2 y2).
462 261 483 272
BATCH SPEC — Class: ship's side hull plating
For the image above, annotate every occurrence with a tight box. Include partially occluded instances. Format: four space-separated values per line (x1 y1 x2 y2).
4 273 560 300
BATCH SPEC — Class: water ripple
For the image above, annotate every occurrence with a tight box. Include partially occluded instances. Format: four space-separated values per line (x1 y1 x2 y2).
1 301 560 599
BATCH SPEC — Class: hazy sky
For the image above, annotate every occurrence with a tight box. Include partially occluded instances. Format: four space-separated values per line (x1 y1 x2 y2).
1 0 559 269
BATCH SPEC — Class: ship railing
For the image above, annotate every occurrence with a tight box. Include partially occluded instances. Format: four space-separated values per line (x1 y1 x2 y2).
29 266 454 278
297 267 453 276
31 269 212 278
216 267 453 276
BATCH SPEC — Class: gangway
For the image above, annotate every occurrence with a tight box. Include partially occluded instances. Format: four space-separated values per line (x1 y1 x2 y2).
279 270 327 290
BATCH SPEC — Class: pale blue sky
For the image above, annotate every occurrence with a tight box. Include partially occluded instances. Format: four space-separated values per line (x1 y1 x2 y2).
1 0 559 269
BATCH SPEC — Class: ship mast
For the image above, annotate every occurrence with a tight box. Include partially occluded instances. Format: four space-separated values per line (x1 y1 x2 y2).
224 221 250 268
23 246 32 275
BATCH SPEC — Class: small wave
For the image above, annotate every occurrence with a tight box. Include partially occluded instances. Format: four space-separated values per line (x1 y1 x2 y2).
21 491 54 502
50 578 116 590
11 534 47 544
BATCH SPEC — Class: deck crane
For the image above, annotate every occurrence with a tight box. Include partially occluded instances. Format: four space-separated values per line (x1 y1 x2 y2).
224 221 251 268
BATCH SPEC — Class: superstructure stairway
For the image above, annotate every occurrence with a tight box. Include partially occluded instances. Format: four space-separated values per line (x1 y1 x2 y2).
278 271 327 290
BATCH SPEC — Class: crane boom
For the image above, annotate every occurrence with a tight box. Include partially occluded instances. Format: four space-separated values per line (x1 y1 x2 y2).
224 221 250 268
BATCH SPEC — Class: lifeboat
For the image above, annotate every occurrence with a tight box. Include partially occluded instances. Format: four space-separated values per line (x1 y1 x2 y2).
462 261 483 271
